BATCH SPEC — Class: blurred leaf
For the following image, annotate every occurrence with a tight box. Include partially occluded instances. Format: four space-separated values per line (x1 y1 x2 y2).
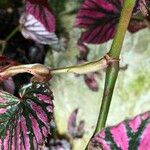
0 82 53 149
0 0 8 6
68 108 85 138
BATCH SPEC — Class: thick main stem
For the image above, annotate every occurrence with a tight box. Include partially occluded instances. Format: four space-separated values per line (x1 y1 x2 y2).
94 0 136 134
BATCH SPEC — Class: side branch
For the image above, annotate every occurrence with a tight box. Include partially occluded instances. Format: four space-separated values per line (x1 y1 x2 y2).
0 54 117 82
51 54 117 74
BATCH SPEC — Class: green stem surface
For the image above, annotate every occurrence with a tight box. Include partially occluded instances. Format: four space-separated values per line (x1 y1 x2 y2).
1 25 20 54
51 54 114 75
94 0 137 134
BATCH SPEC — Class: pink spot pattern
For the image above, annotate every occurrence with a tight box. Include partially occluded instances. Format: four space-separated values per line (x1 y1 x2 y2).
138 124 150 150
21 117 30 150
0 108 7 114
91 111 150 150
129 116 141 132
28 101 48 126
30 115 43 144
110 124 129 150
36 93 51 104
0 82 54 150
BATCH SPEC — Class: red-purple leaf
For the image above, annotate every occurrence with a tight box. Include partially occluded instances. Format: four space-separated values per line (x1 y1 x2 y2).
25 0 48 5
68 109 85 138
75 0 148 44
84 73 99 92
89 111 150 150
0 82 54 149
19 12 58 45
25 0 55 32
20 0 59 46
75 0 121 44
128 17 150 33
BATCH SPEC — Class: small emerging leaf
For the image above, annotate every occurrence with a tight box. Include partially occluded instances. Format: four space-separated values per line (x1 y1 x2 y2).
0 82 54 150
89 111 150 150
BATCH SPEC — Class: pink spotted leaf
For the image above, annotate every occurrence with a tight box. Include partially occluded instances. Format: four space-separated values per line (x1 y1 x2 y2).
0 82 54 150
89 111 150 150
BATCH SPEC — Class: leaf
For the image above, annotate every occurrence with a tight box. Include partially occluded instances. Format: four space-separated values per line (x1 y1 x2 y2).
0 82 54 150
128 18 147 33
84 73 99 92
75 0 148 44
25 0 55 32
68 109 85 138
89 111 150 150
25 0 48 5
75 0 121 44
19 0 59 46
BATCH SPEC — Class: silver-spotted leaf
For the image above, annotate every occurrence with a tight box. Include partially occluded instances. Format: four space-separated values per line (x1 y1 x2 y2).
90 111 150 150
0 82 54 150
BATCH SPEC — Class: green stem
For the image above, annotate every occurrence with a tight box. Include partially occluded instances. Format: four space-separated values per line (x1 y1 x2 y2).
5 25 20 42
1 25 20 54
94 0 136 134
51 54 115 75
